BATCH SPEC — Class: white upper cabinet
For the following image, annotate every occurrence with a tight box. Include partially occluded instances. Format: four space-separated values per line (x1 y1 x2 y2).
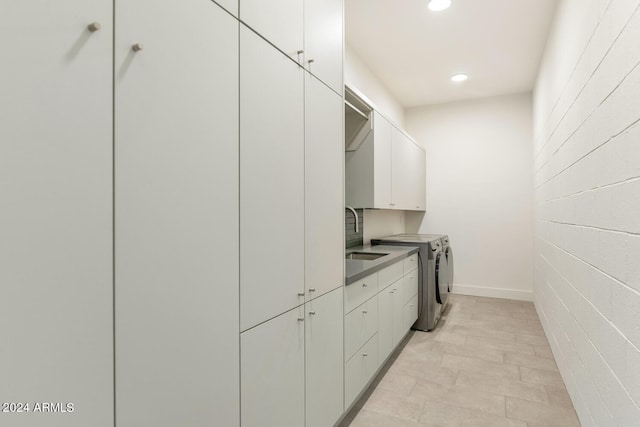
413 140 427 210
346 110 426 211
240 26 305 331
0 2 114 426
240 0 304 61
304 0 343 93
373 112 394 208
391 127 413 210
305 73 344 299
115 2 240 426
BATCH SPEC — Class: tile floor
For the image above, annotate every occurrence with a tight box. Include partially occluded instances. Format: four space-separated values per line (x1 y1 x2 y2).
339 294 580 427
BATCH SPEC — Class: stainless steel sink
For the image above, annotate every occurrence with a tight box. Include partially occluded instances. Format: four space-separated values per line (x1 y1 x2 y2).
345 252 388 261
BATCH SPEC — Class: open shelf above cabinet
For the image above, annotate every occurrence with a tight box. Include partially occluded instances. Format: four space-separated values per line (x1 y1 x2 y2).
345 86 373 152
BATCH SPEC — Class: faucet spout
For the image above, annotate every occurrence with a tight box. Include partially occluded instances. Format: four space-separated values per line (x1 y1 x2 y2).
345 206 359 233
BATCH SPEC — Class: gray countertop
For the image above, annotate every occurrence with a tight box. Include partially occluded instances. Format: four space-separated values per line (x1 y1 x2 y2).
345 245 419 285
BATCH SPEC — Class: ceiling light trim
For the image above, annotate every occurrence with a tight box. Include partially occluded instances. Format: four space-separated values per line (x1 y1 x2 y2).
450 73 468 82
428 0 452 12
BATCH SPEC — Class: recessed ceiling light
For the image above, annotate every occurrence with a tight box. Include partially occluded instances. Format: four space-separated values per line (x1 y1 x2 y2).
428 0 452 12
451 73 468 82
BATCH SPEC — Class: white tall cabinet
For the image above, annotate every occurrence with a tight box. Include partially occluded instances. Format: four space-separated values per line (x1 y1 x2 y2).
304 0 344 93
114 1 239 426
305 74 344 299
1 0 343 426
0 2 114 426
240 26 305 332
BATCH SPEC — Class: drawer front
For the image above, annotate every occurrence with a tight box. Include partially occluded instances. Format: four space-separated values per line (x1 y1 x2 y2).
403 253 418 274
345 334 379 408
377 260 403 289
345 297 378 360
345 273 378 313
403 271 419 304
403 295 418 332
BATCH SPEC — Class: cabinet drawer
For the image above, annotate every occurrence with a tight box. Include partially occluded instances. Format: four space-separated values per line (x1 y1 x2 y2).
403 253 418 274
378 260 403 288
403 271 419 304
345 273 378 313
345 297 378 360
345 334 379 408
403 295 418 332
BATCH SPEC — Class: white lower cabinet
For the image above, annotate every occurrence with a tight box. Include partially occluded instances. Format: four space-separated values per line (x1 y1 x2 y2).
391 280 405 347
403 271 419 304
345 334 379 408
378 278 405 354
345 255 420 411
242 289 344 427
241 306 306 427
345 296 378 360
404 295 419 332
377 283 395 362
305 288 344 427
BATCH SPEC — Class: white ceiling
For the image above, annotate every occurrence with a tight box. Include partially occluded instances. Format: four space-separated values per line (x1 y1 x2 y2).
345 0 559 108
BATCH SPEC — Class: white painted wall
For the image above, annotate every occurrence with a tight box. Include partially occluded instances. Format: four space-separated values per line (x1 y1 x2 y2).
362 209 405 246
345 44 405 127
346 44 408 244
533 0 640 425
405 93 534 301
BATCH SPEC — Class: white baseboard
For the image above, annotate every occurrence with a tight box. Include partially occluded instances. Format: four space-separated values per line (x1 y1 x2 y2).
451 284 533 302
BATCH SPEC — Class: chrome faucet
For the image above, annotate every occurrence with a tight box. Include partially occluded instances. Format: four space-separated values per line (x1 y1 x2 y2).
345 206 359 233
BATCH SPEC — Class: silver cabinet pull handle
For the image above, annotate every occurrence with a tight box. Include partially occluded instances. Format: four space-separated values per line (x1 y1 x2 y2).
132 43 144 52
309 311 316 316
297 318 305 322
308 288 316 292
308 59 314 64
362 353 368 357
298 292 305 297
362 283 367 287
87 22 101 32
362 310 368 314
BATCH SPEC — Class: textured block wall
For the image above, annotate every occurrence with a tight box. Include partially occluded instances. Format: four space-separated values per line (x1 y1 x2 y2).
533 0 640 425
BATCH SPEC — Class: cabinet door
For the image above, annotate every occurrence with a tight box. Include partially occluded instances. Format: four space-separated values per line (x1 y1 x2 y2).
240 27 305 331
391 127 413 210
415 143 427 210
304 0 343 93
377 285 394 362
404 295 419 332
345 334 379 408
214 0 238 17
305 288 344 427
0 3 113 426
305 73 344 298
392 280 405 346
345 297 378 360
242 307 305 427
115 2 239 426
373 112 393 208
240 0 303 61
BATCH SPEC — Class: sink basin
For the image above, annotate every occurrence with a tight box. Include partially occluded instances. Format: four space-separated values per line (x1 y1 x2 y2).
345 252 388 261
